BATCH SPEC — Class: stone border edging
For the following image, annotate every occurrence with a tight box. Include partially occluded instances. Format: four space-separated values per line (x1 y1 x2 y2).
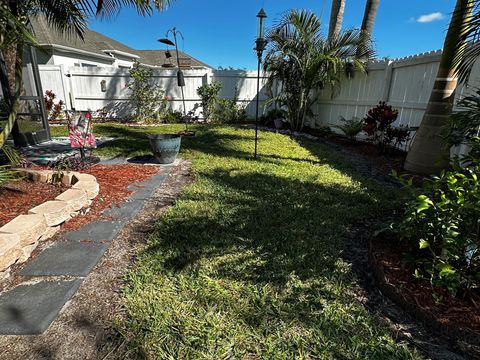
368 238 480 350
0 169 99 278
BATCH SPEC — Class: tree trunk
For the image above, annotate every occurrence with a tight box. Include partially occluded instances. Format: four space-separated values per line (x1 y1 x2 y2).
328 0 346 41
357 0 380 57
404 0 472 174
0 42 23 148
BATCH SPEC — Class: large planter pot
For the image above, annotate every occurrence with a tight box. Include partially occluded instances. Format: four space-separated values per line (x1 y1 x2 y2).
147 134 181 164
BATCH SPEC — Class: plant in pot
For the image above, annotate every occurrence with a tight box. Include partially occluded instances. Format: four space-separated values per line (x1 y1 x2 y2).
262 108 287 129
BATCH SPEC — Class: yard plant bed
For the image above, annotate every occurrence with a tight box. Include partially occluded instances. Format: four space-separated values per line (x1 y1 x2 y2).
370 236 480 353
60 164 160 232
0 180 65 227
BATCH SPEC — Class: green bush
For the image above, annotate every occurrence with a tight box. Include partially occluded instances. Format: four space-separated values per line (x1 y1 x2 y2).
211 98 247 124
394 140 480 298
197 81 222 121
333 116 363 140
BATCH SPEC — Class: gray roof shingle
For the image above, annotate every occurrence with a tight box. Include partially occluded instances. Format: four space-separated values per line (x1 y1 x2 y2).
30 16 211 69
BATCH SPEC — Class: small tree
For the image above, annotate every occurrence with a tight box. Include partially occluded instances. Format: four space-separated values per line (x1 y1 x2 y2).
196 81 222 121
127 61 166 122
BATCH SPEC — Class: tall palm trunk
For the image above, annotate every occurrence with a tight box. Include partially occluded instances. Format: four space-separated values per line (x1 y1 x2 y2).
328 0 346 41
357 0 379 57
404 0 473 174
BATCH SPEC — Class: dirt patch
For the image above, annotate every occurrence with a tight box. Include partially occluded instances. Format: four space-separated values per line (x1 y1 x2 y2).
0 180 66 227
0 160 192 360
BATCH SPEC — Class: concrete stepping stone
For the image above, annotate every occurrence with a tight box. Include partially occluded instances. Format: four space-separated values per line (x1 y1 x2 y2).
64 220 123 242
0 280 82 335
103 199 145 221
20 241 108 277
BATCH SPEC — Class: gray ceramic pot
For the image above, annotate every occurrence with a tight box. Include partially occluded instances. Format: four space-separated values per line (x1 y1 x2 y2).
147 134 181 164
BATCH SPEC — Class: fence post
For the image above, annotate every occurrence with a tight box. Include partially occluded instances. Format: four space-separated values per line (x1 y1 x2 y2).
382 60 394 102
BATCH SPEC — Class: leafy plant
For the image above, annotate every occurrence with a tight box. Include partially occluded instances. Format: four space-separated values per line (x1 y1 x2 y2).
264 9 373 131
446 88 480 148
44 90 65 121
48 154 97 184
260 108 286 126
127 61 167 122
0 144 26 184
160 108 184 124
333 116 363 140
393 141 480 298
197 81 222 121
211 98 247 124
363 102 410 151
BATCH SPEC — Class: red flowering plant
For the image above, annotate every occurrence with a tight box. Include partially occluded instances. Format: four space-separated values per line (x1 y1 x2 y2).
44 90 64 121
363 101 410 152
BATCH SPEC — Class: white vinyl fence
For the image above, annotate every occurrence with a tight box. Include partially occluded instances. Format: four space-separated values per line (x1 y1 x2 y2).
38 49 480 152
38 66 270 119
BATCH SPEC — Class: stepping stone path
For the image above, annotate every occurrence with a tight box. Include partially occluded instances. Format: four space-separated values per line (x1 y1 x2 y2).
0 165 171 335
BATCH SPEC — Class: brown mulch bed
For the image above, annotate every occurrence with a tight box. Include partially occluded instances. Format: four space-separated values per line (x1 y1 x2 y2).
371 236 480 342
0 180 65 227
59 164 160 233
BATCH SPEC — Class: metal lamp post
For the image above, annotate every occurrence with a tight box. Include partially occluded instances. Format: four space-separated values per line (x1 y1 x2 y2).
254 9 267 158
159 28 193 135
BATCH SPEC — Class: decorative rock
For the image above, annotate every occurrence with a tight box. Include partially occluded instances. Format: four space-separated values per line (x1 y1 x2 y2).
72 181 99 199
73 173 96 183
28 201 72 227
39 226 59 242
0 214 47 246
17 241 39 263
0 234 21 271
55 189 88 211
61 172 77 186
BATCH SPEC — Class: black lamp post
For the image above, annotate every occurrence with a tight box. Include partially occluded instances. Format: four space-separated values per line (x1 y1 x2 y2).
254 8 267 158
159 28 193 135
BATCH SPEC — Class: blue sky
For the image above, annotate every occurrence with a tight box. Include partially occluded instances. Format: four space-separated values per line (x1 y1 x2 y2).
89 0 456 70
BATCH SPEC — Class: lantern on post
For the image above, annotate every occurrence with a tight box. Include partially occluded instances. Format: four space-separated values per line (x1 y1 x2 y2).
254 8 267 158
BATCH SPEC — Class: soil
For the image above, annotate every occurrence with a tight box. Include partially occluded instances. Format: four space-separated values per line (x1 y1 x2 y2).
371 237 480 337
0 180 66 227
0 160 193 360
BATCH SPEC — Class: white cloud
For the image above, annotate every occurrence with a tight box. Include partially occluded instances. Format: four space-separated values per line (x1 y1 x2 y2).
416 12 445 23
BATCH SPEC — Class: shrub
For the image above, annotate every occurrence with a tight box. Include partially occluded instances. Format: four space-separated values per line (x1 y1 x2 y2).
211 98 247 124
393 141 480 298
260 108 286 126
44 90 65 121
197 81 222 121
333 116 363 140
363 102 410 151
127 61 167 122
160 108 184 124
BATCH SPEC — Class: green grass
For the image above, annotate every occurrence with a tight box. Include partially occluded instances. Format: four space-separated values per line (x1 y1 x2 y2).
89 124 422 359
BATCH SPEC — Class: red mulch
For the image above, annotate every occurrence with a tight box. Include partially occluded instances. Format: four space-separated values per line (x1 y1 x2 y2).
371 237 480 335
0 181 65 227
59 164 160 232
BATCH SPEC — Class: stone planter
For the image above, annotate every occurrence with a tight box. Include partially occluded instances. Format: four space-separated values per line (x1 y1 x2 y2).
274 118 284 129
147 134 181 164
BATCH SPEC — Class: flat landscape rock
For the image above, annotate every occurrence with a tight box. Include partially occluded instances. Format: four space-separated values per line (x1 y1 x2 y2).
0 214 47 247
28 200 72 227
72 180 99 199
20 241 108 277
55 188 88 211
0 234 21 271
72 173 96 183
0 280 83 335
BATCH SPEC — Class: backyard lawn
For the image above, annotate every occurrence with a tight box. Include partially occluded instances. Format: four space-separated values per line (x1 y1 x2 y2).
54 124 420 358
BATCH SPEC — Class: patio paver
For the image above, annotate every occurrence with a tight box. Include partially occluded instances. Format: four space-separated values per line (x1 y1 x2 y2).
20 241 108 277
0 280 82 335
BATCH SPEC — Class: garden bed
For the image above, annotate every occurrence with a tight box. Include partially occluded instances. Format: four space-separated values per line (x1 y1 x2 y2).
0 180 66 227
370 236 480 351
59 164 160 233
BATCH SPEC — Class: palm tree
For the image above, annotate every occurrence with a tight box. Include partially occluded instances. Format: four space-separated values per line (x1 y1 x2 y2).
0 0 172 148
264 9 373 131
357 0 379 58
404 0 473 174
328 0 346 41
